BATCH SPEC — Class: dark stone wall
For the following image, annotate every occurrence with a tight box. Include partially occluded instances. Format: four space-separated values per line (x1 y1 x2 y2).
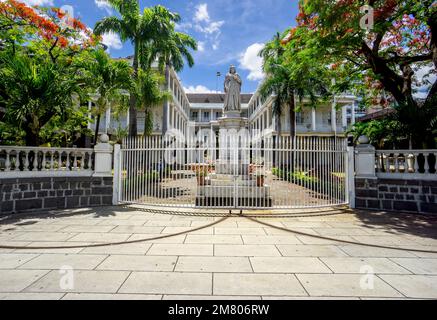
355 178 437 214
0 176 113 215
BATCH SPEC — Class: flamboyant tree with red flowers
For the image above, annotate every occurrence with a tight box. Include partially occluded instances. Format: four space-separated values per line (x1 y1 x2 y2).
0 0 103 146
0 0 99 61
281 0 436 147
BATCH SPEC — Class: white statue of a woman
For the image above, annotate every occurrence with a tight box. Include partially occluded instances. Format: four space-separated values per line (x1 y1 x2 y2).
223 65 242 112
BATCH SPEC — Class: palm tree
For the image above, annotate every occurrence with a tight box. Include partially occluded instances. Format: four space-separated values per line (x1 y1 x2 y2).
136 68 171 135
78 49 133 145
94 1 196 136
0 53 82 146
259 33 296 139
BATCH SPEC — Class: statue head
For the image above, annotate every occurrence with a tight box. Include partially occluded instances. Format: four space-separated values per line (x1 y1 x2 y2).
229 65 236 74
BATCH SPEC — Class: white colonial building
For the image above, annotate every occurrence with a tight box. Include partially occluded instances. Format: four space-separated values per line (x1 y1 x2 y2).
87 64 364 142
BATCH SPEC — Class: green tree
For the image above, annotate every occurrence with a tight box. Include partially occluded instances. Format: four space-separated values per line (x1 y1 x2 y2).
284 0 437 148
78 49 133 145
136 69 171 136
0 53 84 146
94 1 196 136
259 32 297 138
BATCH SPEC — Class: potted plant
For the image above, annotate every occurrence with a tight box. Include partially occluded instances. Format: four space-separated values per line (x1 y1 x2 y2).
195 167 208 186
254 170 265 187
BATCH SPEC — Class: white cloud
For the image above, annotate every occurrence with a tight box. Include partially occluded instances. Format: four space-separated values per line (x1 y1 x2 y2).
184 85 219 94
194 3 210 23
191 3 224 51
95 0 112 14
197 41 205 52
239 43 265 81
11 0 53 5
101 32 122 51
413 64 437 99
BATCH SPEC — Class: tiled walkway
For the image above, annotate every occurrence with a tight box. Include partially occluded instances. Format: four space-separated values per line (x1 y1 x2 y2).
0 206 436 300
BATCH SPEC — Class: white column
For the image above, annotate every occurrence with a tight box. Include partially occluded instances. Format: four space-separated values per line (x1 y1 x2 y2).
87 101 92 130
331 99 337 133
355 136 376 179
312 108 316 131
342 105 348 128
351 101 356 125
126 108 130 129
112 144 121 205
94 134 113 177
198 109 202 123
105 104 111 134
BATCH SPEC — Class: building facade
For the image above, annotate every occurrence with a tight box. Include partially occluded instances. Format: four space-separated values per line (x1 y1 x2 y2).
88 65 364 141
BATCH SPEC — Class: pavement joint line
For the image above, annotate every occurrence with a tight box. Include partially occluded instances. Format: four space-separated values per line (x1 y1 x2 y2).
0 216 230 250
18 269 52 294
244 216 437 255
375 274 408 299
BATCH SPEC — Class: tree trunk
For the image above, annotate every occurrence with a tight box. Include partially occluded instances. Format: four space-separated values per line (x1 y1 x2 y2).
94 114 101 146
129 40 139 137
289 92 296 138
289 92 296 173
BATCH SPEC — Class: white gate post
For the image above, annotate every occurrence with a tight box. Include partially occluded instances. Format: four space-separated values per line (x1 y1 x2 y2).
112 144 121 205
347 144 355 208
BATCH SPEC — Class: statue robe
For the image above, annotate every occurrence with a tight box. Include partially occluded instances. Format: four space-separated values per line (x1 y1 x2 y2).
223 73 242 111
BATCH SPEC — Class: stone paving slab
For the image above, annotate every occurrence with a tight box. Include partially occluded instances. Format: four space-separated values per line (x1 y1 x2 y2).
11 232 77 242
67 233 131 243
276 245 348 257
62 293 162 300
185 235 243 244
297 274 403 298
97 255 177 272
25 270 130 293
110 226 164 234
127 233 187 244
242 235 302 245
0 292 65 300
214 227 267 235
163 295 262 300
214 273 307 296
338 245 417 258
379 275 437 299
0 253 40 269
79 242 152 255
250 257 332 273
214 245 281 257
18 253 108 270
147 244 213 256
0 270 49 292
1 206 437 299
162 227 213 235
389 258 437 275
175 257 252 273
119 272 212 295
320 257 412 274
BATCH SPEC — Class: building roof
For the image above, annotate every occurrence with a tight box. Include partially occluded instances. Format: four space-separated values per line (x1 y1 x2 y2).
187 93 253 104
356 108 395 122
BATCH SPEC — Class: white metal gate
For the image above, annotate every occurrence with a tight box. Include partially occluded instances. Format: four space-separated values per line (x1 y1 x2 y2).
114 135 349 210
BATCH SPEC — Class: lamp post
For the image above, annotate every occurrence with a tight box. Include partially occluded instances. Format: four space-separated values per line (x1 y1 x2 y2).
216 72 221 92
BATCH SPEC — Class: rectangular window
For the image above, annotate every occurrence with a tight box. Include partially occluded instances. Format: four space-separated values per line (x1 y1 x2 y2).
203 112 210 121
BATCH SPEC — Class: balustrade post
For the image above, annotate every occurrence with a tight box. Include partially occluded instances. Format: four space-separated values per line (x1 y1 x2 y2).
354 136 376 179
94 134 114 177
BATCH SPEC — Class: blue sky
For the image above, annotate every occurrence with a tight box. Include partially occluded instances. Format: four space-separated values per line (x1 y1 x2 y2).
23 0 299 93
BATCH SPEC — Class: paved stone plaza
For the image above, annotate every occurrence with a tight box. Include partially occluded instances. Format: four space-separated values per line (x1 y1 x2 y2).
0 206 436 300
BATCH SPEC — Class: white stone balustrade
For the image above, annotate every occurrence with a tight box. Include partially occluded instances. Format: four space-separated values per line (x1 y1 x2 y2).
0 146 94 178
375 150 437 180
